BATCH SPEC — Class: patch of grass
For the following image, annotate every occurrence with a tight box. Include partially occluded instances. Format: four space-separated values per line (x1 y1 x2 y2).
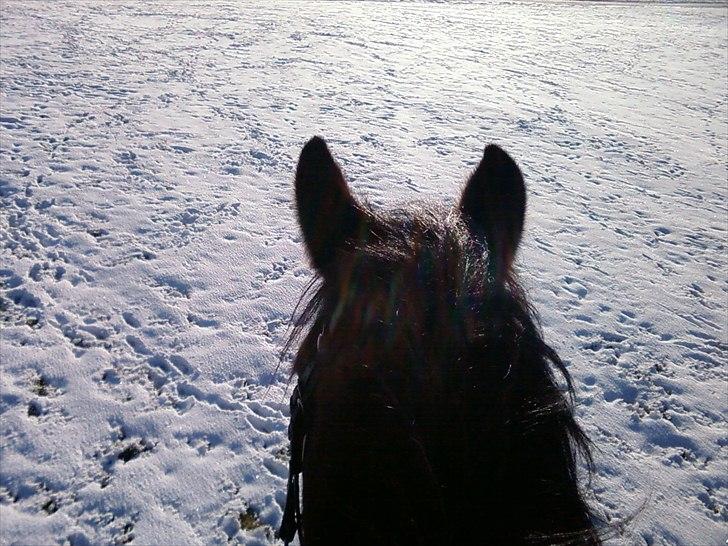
31 375 49 396
42 498 58 514
239 505 262 531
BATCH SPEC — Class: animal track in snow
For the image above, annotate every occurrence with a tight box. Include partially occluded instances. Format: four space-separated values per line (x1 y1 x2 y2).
562 276 589 300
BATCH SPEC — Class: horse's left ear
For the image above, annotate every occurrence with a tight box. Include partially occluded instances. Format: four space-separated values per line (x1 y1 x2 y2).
295 136 367 273
459 144 526 280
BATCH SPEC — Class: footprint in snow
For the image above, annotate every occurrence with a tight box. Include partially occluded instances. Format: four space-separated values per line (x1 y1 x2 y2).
562 276 588 300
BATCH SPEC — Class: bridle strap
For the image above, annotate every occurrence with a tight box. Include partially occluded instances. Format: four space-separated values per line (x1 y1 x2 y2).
278 357 316 545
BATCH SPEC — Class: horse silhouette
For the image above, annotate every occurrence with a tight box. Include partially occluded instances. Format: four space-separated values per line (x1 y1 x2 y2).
279 136 600 545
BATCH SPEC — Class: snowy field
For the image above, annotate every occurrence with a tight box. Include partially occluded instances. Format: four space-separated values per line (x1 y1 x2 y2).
1 1 726 545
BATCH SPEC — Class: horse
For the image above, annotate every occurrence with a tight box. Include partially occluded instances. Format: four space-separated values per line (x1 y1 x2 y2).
278 136 601 545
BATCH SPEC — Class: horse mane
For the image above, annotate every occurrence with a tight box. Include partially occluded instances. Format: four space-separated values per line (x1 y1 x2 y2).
282 202 599 543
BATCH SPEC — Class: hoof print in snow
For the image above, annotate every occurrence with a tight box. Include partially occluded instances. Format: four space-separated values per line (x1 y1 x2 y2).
27 400 45 417
101 369 121 385
42 497 58 515
87 227 109 238
115 522 135 545
67 532 92 546
117 440 153 463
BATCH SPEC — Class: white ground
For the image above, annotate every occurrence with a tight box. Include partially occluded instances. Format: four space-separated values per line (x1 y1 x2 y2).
0 1 726 545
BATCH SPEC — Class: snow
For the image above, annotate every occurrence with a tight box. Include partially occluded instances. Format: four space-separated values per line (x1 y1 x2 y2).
0 1 726 544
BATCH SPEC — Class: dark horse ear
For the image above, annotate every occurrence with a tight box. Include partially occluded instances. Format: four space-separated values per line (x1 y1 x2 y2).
295 136 366 272
459 144 526 280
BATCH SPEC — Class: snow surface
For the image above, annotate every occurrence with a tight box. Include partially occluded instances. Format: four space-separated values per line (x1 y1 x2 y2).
0 1 726 545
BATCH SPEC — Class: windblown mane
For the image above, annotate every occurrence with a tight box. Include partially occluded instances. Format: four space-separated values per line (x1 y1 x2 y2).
281 137 601 545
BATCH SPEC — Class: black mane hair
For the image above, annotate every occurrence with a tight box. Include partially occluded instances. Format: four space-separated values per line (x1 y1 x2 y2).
283 136 601 545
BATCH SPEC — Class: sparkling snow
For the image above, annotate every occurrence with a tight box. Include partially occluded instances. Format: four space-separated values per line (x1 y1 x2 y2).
1 1 726 544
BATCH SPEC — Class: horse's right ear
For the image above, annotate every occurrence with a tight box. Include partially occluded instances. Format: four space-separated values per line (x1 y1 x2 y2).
459 144 526 281
295 136 366 273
